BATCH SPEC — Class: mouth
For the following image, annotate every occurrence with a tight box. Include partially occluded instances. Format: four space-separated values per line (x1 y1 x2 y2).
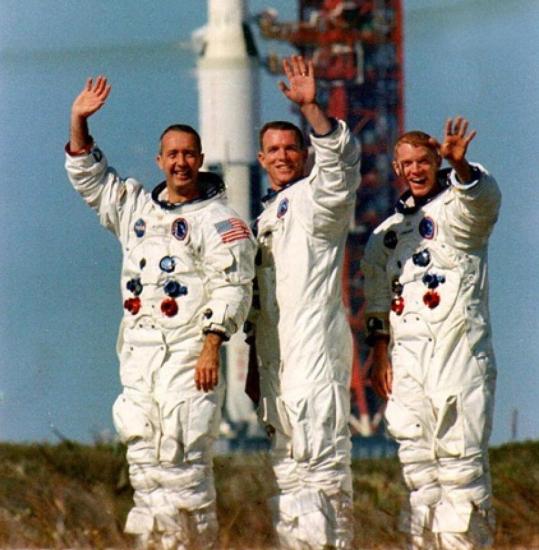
275 164 298 177
173 170 191 180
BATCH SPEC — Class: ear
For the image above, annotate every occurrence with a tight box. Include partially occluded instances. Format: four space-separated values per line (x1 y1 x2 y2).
392 160 402 177
257 151 267 169
156 154 164 171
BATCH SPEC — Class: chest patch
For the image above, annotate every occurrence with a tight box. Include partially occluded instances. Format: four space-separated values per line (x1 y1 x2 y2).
134 218 146 238
215 218 251 244
171 218 189 241
277 197 289 219
419 216 436 239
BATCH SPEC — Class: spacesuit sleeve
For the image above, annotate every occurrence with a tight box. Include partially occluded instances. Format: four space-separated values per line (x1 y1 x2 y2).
446 163 502 248
361 228 391 343
308 119 361 232
199 217 256 339
65 145 144 236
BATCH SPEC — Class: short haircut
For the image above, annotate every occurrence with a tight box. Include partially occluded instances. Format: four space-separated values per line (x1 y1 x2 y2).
394 130 438 158
259 121 305 151
159 124 202 153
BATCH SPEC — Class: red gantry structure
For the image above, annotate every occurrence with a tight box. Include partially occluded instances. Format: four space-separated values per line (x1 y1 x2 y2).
255 0 404 436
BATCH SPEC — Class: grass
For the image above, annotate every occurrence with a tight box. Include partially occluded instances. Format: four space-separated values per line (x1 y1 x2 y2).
0 440 537 548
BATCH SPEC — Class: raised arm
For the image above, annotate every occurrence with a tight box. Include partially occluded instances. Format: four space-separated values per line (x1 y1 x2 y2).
65 76 146 237
279 55 332 136
70 76 112 154
429 117 501 246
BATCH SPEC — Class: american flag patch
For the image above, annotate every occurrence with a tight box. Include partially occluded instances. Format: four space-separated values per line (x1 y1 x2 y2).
214 218 251 244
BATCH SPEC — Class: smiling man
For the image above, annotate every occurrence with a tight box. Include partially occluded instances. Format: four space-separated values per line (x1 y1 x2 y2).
246 56 361 549
155 126 205 203
362 118 501 549
65 77 256 550
257 120 307 189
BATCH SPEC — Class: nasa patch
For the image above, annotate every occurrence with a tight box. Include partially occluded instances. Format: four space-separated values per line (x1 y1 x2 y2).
171 218 188 241
277 197 289 219
134 218 146 238
419 217 436 239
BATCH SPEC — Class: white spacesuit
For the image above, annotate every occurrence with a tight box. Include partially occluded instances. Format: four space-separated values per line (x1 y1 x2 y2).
362 164 501 549
253 120 360 549
65 145 256 549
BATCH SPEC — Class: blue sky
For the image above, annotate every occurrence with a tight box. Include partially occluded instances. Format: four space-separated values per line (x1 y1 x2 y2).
0 0 537 444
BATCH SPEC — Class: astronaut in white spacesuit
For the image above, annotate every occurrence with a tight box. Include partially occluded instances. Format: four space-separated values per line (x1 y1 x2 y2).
245 56 361 549
362 118 501 549
65 77 256 550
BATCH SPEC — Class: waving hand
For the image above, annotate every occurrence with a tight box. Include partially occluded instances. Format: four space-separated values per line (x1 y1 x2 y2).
69 76 111 154
72 76 112 119
278 55 331 136
279 56 316 106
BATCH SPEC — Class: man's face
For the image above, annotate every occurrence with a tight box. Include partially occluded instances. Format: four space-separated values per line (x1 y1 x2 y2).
393 143 440 199
156 130 204 202
258 129 307 190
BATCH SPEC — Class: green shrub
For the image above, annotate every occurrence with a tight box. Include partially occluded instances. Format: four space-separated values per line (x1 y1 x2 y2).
0 440 537 548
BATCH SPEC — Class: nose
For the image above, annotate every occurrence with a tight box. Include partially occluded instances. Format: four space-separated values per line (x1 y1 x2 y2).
276 147 287 161
176 153 188 167
410 161 422 174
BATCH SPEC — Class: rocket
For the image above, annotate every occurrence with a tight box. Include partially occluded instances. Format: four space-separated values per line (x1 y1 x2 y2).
196 0 261 434
197 0 261 221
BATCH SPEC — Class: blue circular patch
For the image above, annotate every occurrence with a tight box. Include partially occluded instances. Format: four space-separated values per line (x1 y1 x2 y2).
134 218 146 238
159 256 176 273
277 197 289 219
171 218 188 241
419 217 435 239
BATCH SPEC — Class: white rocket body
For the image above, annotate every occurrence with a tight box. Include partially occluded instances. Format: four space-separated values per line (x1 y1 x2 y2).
197 0 261 431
